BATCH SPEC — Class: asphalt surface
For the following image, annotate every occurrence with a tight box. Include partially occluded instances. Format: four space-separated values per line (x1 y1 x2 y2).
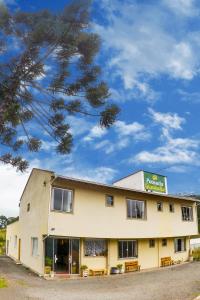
0 256 200 300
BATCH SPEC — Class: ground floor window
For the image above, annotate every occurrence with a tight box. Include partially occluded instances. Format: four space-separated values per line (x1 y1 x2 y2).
31 237 38 256
174 238 186 252
162 239 167 247
84 239 107 256
118 240 138 258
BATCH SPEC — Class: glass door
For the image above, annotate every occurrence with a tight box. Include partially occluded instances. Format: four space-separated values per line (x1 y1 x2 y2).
45 237 80 274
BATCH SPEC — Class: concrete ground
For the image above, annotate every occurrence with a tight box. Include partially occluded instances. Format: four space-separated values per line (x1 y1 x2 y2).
1 257 200 300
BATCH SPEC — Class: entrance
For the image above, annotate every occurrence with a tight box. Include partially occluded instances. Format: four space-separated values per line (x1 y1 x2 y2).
45 238 80 274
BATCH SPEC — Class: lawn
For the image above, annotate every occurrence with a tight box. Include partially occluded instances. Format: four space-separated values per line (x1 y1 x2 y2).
0 229 6 255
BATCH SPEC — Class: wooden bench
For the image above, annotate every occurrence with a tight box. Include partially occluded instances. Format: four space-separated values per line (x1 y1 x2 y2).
161 257 172 267
90 269 105 276
125 261 140 273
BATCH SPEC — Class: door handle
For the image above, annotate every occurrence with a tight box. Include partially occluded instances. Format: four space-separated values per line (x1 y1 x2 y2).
54 254 58 263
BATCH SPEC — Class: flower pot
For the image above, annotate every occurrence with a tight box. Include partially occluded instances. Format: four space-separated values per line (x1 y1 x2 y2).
110 267 119 275
81 269 89 277
44 266 51 275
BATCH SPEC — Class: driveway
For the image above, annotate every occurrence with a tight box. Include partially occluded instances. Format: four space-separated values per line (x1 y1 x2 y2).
0 257 200 300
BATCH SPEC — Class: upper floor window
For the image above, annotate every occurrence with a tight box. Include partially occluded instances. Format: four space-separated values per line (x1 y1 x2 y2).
84 239 107 256
27 203 30 212
174 238 186 252
182 206 193 221
52 188 73 213
127 199 145 219
14 235 17 248
169 203 174 213
157 202 163 212
106 195 114 207
149 239 155 248
118 240 138 258
162 239 167 247
31 237 38 256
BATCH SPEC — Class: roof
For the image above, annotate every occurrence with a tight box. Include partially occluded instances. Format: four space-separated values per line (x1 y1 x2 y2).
52 174 199 203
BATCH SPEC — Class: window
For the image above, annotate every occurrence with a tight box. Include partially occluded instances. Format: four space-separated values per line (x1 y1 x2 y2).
149 239 155 248
84 239 107 256
169 203 174 213
52 188 73 212
27 203 30 212
157 202 163 211
31 237 38 256
162 239 167 247
106 195 114 207
175 238 186 252
182 206 193 221
14 235 17 248
127 199 145 219
118 240 138 258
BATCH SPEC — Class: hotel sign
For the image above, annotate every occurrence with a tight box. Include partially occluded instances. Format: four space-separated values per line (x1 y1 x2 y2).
144 172 166 194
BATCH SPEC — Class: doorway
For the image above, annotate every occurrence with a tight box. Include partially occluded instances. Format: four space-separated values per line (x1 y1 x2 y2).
45 237 80 274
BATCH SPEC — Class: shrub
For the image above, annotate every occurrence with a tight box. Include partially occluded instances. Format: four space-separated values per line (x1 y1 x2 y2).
192 248 200 261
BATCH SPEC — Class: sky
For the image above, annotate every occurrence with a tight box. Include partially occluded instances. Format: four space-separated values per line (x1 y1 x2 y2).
1 0 200 217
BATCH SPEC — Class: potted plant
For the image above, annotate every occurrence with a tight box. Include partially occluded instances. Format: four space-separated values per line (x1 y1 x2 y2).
80 265 88 277
44 256 53 275
117 263 124 274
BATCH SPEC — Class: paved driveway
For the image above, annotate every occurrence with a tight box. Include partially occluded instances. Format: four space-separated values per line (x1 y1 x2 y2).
0 257 200 300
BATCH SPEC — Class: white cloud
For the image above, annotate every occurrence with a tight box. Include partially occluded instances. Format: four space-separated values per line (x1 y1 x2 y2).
94 1 200 97
149 108 185 131
62 166 117 183
83 125 107 142
163 0 198 17
132 136 199 165
178 89 200 103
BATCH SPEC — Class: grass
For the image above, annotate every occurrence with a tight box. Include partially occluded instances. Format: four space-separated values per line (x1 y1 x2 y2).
0 229 6 255
0 277 8 288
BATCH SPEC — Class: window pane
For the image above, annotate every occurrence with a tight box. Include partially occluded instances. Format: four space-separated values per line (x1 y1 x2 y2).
53 189 62 210
84 240 94 256
128 241 133 257
32 238 38 256
136 201 144 219
118 241 123 258
127 200 132 218
95 240 106 256
63 190 72 212
106 195 114 206
131 201 137 218
157 202 162 211
123 241 128 258
133 241 137 257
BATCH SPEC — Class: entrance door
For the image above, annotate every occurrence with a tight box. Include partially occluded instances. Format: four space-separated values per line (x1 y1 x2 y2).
45 238 80 274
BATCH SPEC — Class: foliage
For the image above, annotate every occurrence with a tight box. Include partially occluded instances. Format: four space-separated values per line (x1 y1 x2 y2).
192 248 200 261
0 277 8 288
0 0 119 171
0 215 7 229
45 256 53 267
0 229 6 255
80 264 88 270
116 263 123 270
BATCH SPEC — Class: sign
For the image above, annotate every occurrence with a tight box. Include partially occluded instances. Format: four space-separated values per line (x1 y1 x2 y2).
144 172 166 193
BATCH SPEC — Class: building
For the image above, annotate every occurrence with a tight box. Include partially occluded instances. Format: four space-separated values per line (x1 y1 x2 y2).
6 168 199 276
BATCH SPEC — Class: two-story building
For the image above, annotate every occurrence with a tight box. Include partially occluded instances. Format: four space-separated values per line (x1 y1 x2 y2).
6 168 199 276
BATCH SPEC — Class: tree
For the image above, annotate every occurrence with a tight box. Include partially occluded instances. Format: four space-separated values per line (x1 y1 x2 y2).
0 0 119 171
0 215 7 229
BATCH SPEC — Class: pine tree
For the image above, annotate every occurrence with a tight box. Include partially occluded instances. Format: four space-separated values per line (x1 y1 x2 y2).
0 0 119 171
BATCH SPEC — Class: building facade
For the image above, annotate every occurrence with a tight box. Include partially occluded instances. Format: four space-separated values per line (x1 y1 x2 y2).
6 168 199 276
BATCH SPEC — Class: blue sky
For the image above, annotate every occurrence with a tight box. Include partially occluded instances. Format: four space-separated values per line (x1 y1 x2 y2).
1 0 200 216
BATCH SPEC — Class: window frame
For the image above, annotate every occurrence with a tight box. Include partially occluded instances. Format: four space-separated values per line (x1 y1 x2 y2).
157 201 163 212
149 239 155 248
181 206 193 221
118 240 138 259
174 237 186 253
105 195 114 207
51 187 74 213
162 238 167 247
126 199 146 220
169 203 174 213
84 239 107 257
31 237 38 257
